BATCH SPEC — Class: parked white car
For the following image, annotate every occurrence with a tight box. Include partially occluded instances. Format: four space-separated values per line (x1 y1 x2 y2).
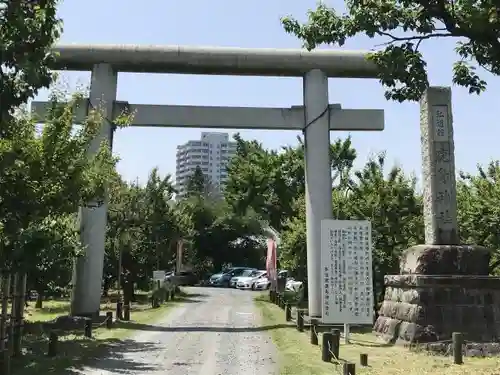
236 270 267 290
229 269 257 288
253 276 271 290
286 278 303 292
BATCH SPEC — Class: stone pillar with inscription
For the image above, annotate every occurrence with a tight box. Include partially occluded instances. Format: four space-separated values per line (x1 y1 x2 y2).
373 87 500 351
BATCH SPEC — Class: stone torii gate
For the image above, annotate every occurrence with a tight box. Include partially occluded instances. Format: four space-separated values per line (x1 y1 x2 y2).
32 44 385 317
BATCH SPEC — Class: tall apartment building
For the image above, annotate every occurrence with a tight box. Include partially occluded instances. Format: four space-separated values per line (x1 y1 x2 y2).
175 132 237 198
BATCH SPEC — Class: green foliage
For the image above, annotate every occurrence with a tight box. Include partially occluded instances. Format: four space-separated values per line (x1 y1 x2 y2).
345 154 424 302
186 165 210 197
0 95 118 274
225 133 356 232
279 152 423 303
0 0 62 130
281 1 496 102
458 162 500 274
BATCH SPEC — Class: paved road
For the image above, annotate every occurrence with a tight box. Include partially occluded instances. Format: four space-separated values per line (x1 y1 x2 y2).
76 287 278 375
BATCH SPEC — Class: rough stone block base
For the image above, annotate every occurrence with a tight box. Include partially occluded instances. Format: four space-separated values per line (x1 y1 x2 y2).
373 274 500 344
400 244 491 275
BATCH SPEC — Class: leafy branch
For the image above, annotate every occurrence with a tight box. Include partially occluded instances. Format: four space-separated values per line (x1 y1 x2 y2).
282 0 499 102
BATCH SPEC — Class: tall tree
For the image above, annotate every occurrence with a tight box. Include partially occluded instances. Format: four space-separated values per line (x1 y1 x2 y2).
0 95 118 272
458 162 500 274
345 154 424 306
282 1 496 102
225 134 356 231
186 165 208 195
1 0 62 133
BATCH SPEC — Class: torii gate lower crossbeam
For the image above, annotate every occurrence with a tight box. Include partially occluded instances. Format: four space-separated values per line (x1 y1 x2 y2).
35 44 385 319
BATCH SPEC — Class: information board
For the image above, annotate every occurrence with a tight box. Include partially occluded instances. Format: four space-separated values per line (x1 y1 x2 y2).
153 270 166 281
320 220 374 324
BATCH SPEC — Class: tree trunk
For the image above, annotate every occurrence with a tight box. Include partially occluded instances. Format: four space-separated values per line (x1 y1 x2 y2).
101 278 110 297
35 292 43 309
123 279 135 304
0 273 11 355
11 272 27 357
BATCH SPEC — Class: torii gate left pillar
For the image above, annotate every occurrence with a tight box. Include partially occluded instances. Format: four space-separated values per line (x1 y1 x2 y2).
71 64 117 317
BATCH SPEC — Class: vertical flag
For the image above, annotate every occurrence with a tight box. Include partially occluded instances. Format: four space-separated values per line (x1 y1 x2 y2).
266 238 277 290
176 239 183 273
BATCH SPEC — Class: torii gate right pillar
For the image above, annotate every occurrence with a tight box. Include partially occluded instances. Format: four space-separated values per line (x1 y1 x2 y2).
303 69 333 318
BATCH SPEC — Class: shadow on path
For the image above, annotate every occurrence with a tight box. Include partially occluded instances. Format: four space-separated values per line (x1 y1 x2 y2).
12 335 161 375
114 322 293 333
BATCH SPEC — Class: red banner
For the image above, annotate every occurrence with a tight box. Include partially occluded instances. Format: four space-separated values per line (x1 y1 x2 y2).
266 238 277 283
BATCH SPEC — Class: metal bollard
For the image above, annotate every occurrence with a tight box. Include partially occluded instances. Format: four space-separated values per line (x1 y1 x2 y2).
296 310 304 332
116 301 123 320
285 303 292 321
84 319 92 338
331 328 340 359
360 353 368 366
343 362 356 375
123 304 131 321
321 332 333 362
106 312 113 329
452 332 463 365
310 319 318 345
47 332 58 357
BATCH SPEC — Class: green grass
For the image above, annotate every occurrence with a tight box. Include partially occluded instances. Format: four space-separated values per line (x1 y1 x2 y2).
255 293 500 375
11 289 197 375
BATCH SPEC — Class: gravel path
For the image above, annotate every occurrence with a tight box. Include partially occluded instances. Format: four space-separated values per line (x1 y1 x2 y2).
75 287 278 375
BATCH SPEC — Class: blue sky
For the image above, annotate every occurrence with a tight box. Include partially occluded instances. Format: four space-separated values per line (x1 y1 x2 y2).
35 0 500 185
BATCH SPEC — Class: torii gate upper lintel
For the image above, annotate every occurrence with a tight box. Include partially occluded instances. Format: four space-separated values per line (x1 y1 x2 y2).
38 44 385 318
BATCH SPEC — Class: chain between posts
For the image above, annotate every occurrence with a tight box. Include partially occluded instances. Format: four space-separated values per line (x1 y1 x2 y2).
312 324 360 375
37 313 113 338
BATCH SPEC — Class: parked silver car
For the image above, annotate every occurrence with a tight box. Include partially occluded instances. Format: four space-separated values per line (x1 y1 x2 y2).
236 270 267 289
229 268 256 288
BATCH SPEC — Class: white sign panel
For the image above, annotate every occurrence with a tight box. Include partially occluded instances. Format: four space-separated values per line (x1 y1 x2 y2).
320 220 374 324
153 270 166 281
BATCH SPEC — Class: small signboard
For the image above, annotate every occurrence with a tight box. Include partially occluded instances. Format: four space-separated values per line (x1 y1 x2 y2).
153 270 166 281
320 219 374 325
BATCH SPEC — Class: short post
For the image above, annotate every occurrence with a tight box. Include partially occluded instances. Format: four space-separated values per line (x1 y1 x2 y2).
344 323 350 344
285 303 292 322
275 294 280 306
106 312 113 329
170 289 175 301
310 318 318 345
296 310 304 332
331 329 340 359
343 362 356 375
47 332 58 357
360 353 368 366
321 332 333 362
269 290 275 303
123 304 130 321
116 301 123 320
452 332 463 365
84 319 92 338
1 348 10 375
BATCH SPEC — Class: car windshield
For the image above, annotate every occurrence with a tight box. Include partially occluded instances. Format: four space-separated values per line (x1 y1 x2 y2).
221 268 232 274
249 270 260 277
241 269 254 277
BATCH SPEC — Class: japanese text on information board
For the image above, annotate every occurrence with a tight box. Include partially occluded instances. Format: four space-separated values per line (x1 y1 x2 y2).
320 220 373 324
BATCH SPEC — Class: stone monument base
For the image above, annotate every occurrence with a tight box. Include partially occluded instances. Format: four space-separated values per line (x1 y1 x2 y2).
374 244 500 344
373 274 500 343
